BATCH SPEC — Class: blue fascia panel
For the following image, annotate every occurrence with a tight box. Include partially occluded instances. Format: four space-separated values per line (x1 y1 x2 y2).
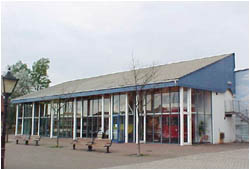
12 81 177 104
178 54 235 93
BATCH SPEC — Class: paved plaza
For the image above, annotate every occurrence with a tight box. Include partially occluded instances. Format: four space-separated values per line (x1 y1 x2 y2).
5 135 249 169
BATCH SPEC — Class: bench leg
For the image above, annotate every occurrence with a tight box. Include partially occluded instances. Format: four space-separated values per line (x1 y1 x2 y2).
73 144 75 150
25 141 28 145
16 140 18 144
106 147 110 153
88 145 92 151
35 141 39 146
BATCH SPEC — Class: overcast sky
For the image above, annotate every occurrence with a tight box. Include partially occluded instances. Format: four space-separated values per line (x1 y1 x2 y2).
2 1 249 86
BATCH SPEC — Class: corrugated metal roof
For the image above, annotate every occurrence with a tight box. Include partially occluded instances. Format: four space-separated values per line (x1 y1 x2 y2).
13 53 233 101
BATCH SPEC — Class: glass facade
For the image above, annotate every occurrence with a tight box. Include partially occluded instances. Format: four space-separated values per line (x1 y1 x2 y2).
16 87 213 145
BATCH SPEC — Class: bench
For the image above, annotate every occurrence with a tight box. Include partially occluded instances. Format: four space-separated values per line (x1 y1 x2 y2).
86 132 112 153
29 135 41 146
87 138 112 153
15 135 30 145
73 138 93 150
15 135 41 146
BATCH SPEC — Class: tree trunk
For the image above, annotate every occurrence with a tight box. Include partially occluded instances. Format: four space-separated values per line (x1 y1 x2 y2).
136 94 141 156
56 109 60 147
137 112 141 156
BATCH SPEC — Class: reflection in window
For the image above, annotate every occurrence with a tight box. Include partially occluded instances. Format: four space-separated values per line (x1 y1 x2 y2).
99 98 102 115
83 100 88 117
183 88 187 112
104 97 110 115
170 87 179 113
89 100 93 116
162 88 170 113
120 94 126 114
76 99 82 117
93 99 99 115
154 90 161 113
128 92 135 114
146 94 152 113
113 95 119 114
18 104 23 118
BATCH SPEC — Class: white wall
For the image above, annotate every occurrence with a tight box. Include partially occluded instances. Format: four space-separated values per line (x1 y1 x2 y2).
212 90 236 144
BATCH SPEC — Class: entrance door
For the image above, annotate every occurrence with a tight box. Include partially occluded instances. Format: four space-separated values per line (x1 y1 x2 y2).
112 115 125 143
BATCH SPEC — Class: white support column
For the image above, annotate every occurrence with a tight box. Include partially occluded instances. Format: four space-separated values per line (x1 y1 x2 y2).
136 94 139 144
187 88 192 145
125 93 128 143
50 103 53 138
180 87 184 146
101 95 105 133
38 104 41 136
15 104 19 136
73 98 77 140
80 100 83 138
21 104 24 135
110 95 113 140
31 102 35 136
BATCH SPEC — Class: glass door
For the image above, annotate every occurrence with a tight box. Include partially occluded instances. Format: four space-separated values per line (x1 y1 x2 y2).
119 115 125 142
112 115 125 143
112 115 118 142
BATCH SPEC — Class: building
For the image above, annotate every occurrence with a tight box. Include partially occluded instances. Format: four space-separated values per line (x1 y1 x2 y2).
234 68 249 142
12 53 238 145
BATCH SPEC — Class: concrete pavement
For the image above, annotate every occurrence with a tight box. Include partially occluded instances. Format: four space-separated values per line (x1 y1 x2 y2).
110 148 249 169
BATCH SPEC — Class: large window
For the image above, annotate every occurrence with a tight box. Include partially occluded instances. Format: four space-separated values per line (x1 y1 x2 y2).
146 87 180 144
33 103 39 135
53 100 73 138
17 104 23 134
40 103 51 137
23 103 32 135
192 89 212 144
83 96 102 138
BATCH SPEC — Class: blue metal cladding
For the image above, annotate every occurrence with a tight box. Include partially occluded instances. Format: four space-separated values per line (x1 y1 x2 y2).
178 54 235 93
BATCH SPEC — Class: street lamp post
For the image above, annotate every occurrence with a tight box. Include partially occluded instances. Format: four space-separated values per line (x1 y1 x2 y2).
1 68 18 169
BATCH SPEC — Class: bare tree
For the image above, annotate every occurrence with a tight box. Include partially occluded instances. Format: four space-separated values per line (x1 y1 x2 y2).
50 99 63 147
127 57 158 156
50 97 76 148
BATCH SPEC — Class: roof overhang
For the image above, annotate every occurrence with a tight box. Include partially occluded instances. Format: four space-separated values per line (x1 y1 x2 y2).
12 80 178 104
